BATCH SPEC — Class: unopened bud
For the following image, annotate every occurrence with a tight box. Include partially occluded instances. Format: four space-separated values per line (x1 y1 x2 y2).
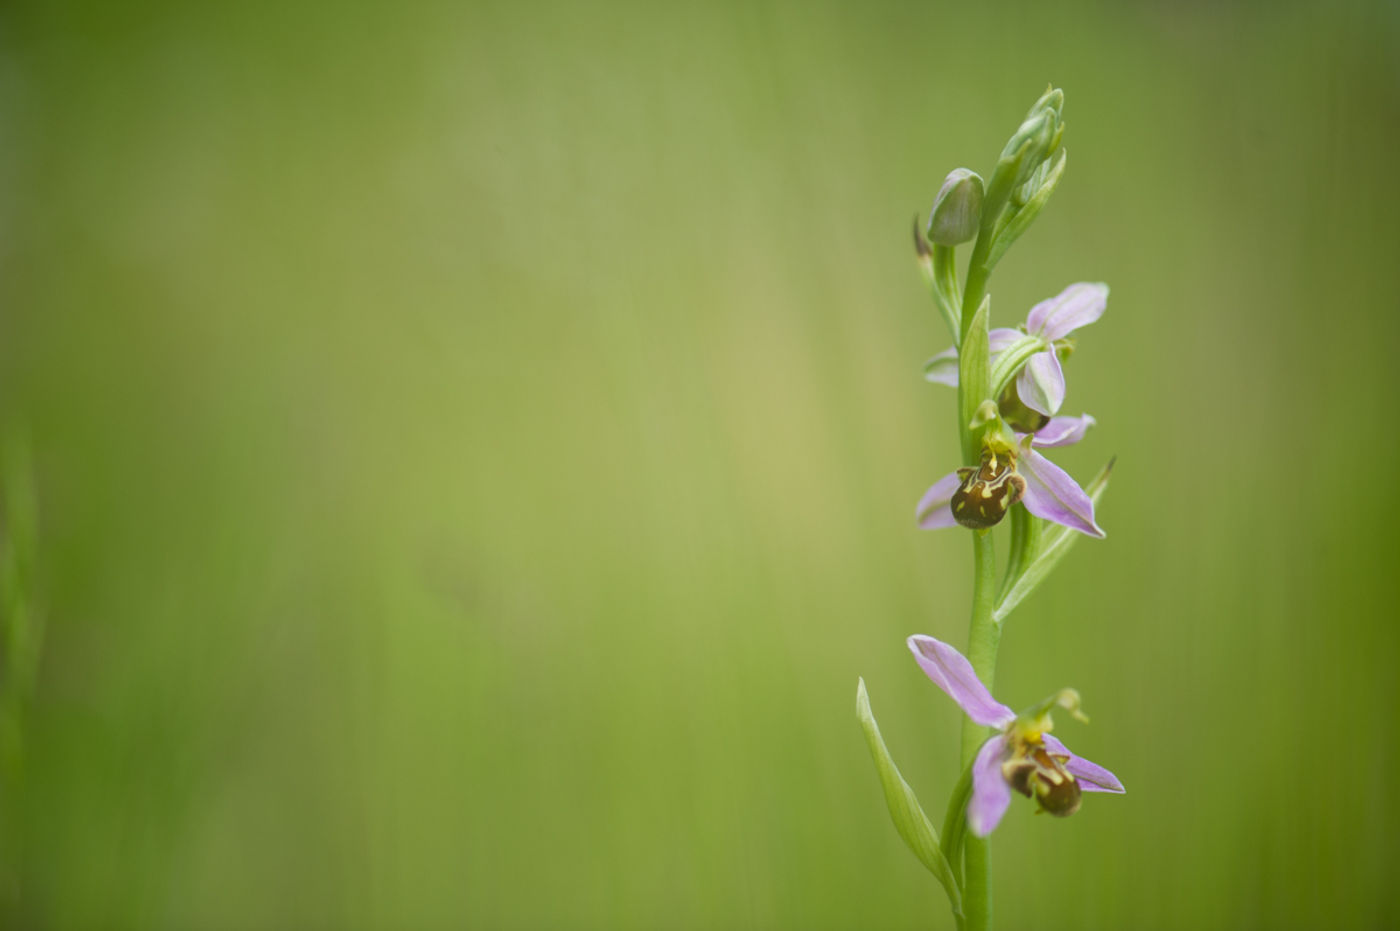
1027 85 1064 120
927 168 984 246
1012 147 1067 209
999 110 1056 189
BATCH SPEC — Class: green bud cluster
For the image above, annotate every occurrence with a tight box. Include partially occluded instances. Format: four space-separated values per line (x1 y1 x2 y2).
916 85 1070 352
999 87 1064 190
982 87 1068 270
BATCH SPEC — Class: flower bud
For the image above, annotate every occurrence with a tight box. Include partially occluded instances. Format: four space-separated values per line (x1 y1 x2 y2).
1012 146 1066 209
1026 86 1064 121
999 110 1057 189
926 168 984 246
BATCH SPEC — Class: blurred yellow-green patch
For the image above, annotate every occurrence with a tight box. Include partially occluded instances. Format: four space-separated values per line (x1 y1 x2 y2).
1 0 1398 927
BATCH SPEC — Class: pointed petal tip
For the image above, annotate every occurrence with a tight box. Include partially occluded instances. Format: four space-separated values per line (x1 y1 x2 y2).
1019 448 1104 537
1027 282 1109 341
906 635 1016 728
1032 413 1096 448
1043 735 1125 793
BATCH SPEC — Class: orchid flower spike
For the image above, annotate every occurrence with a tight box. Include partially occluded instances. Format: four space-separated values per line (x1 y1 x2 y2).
924 282 1108 419
907 635 1124 836
915 413 1104 537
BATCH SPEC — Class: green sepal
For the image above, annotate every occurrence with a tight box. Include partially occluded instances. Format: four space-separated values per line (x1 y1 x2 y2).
993 457 1114 623
956 295 991 463
987 333 1045 401
856 679 964 917
986 148 1068 272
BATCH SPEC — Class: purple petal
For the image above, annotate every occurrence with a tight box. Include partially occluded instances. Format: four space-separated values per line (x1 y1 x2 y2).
1017 441 1105 538
967 735 1012 837
1033 414 1096 448
906 635 1016 728
1026 282 1108 341
915 472 961 529
1043 735 1125 793
987 327 1022 354
1017 350 1065 416
923 346 960 387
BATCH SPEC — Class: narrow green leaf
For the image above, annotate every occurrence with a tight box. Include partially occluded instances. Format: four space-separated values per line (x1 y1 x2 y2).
997 503 1040 607
856 678 963 916
993 457 1114 623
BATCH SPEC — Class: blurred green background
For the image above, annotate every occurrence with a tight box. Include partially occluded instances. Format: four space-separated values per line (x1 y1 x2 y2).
2 0 1398 927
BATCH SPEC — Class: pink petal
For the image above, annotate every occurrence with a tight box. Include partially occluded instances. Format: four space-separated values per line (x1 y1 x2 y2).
1017 442 1105 538
923 346 960 387
915 472 961 529
906 635 1016 728
1043 735 1125 793
1025 282 1108 341
968 735 1013 836
1017 349 1065 416
1032 414 1096 448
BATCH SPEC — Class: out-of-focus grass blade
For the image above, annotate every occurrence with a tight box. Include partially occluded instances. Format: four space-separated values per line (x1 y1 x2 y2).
855 678 963 916
993 457 1114 624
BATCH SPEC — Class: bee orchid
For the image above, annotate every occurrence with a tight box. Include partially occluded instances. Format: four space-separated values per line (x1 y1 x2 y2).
907 634 1124 836
915 413 1104 538
924 282 1108 418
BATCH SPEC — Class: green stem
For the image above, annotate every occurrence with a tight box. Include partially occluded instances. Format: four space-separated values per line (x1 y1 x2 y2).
949 161 1013 931
959 530 1001 931
960 248 991 343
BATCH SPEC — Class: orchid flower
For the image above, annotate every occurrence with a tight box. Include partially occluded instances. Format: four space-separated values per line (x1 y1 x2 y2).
907 634 1123 836
924 282 1108 418
915 413 1104 538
